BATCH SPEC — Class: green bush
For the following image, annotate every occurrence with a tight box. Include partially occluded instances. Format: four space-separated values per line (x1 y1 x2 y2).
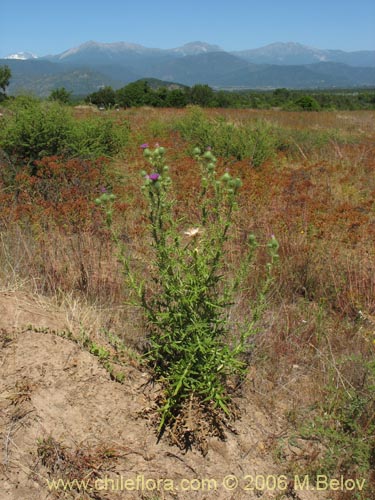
176 106 213 150
176 106 280 166
0 98 129 163
70 117 130 159
277 127 357 160
0 99 73 161
295 95 320 111
286 95 320 111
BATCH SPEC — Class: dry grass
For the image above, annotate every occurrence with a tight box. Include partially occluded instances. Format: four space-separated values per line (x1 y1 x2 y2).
1 107 374 368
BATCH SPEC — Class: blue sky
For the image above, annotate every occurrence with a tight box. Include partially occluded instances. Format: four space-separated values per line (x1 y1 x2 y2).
1 0 374 57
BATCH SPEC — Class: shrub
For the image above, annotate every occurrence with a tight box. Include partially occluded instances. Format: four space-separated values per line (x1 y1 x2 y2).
70 117 130 159
0 99 73 161
176 106 213 150
176 106 280 166
277 127 356 161
0 98 129 165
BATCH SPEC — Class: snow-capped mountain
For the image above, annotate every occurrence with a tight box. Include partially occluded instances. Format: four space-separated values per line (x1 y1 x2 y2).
7 40 372 68
2 40 375 95
49 40 159 62
4 41 375 67
4 51 37 60
42 40 223 65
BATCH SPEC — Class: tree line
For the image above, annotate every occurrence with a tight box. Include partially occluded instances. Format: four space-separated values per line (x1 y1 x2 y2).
1 64 374 110
84 81 375 110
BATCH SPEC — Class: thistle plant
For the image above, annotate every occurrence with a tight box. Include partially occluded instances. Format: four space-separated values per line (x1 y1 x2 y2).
98 144 278 434
95 188 116 227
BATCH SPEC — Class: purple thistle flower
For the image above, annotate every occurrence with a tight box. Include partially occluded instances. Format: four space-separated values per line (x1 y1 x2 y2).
148 173 160 181
140 143 149 149
100 186 107 193
206 146 212 151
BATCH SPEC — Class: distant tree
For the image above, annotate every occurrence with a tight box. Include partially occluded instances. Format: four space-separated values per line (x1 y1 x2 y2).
155 86 168 106
358 91 375 107
0 65 11 97
144 86 168 107
49 87 72 104
116 81 153 108
189 84 215 107
272 88 291 105
213 90 235 108
85 86 116 108
249 94 269 109
294 95 320 111
165 89 188 108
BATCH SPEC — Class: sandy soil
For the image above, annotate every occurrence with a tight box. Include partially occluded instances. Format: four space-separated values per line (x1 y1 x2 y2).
0 291 328 500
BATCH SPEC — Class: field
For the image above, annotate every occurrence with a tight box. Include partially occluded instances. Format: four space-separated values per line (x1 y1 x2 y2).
0 102 374 500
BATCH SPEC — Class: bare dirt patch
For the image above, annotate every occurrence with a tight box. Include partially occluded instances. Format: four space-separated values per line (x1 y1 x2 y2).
0 292 328 500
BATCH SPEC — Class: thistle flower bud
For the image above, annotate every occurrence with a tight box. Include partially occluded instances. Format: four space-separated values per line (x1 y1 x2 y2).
267 235 280 260
248 233 257 246
193 147 201 156
267 235 279 250
203 150 214 161
221 172 231 182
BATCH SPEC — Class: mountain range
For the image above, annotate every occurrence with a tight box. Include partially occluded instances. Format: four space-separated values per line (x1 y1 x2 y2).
2 41 375 96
